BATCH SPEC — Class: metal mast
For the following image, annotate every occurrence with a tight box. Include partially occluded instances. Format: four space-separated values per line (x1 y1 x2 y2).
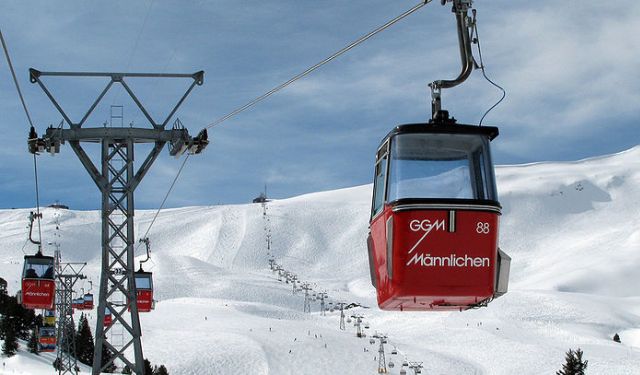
428 0 475 121
373 333 388 374
351 314 364 338
55 262 87 375
336 302 346 330
301 283 312 313
28 69 208 375
317 292 327 316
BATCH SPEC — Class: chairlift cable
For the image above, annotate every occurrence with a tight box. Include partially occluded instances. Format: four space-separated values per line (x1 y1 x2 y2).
112 0 156 106
135 154 190 251
204 0 432 130
1 28 45 249
135 1 431 248
0 28 35 128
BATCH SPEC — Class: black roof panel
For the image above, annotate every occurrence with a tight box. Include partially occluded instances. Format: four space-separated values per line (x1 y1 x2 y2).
380 123 499 147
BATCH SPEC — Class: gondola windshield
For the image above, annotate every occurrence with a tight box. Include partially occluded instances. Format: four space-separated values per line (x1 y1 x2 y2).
387 132 497 202
135 274 152 289
22 256 54 279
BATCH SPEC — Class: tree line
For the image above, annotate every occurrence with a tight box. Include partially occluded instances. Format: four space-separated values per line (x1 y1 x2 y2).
1 281 168 374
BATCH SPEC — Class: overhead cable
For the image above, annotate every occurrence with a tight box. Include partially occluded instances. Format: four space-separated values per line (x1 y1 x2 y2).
138 1 431 239
1 28 44 246
1 28 35 128
136 154 190 251
205 0 432 129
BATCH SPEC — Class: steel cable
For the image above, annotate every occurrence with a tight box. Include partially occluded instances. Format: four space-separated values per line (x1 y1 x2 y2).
205 0 432 129
1 28 44 248
138 1 431 240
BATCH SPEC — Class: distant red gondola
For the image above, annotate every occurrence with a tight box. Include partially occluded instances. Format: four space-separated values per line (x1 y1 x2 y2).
103 307 113 327
132 269 154 313
72 297 84 310
21 253 55 310
38 326 56 352
83 293 94 310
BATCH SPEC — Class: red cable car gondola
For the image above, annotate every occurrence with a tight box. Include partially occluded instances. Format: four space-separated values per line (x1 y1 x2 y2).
83 293 94 310
21 252 55 310
103 307 113 327
367 122 510 311
129 237 155 313
72 297 85 310
366 0 511 311
131 269 154 313
38 326 56 352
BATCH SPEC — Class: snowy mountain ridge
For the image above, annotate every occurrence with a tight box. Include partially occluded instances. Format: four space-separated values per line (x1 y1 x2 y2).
0 145 639 374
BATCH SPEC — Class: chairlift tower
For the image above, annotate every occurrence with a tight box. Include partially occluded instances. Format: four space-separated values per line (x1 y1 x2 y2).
317 292 327 316
291 275 298 295
335 302 347 330
28 69 208 375
373 333 388 374
351 314 365 338
301 283 312 313
55 262 87 375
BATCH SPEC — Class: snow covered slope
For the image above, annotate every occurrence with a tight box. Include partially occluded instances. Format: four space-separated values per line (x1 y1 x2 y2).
1 146 639 374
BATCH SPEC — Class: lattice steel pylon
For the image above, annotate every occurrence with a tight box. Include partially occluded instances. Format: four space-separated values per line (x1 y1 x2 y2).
373 333 388 374
28 69 209 375
55 261 87 375
351 314 364 338
336 302 346 330
317 292 327 316
301 283 312 313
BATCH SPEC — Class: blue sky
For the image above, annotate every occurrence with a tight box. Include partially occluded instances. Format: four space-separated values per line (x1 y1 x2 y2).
1 0 638 210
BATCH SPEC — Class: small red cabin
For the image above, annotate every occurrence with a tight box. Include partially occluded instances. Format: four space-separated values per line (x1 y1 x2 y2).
129 270 154 313
83 293 94 310
103 308 113 327
72 297 84 310
38 326 56 352
368 123 510 311
21 253 55 310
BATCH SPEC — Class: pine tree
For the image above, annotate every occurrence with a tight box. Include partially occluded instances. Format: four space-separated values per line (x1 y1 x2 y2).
154 364 169 375
101 345 117 373
556 348 588 375
75 314 95 366
613 333 621 343
28 328 39 354
143 358 153 375
2 321 19 357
